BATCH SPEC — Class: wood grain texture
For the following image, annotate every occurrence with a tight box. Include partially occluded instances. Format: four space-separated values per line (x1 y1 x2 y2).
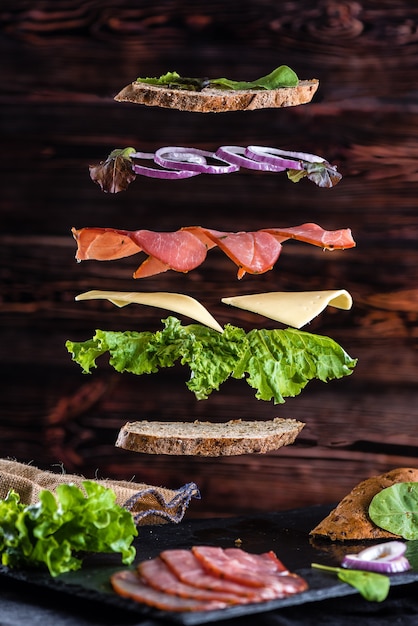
1 0 418 516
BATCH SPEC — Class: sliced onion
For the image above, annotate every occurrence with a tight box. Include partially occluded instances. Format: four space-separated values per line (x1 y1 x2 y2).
215 145 290 172
342 541 411 574
246 145 325 170
130 151 156 160
155 146 239 174
132 163 201 180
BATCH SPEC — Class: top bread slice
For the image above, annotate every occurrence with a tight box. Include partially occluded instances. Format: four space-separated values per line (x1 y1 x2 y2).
309 467 418 541
114 80 319 113
115 417 304 456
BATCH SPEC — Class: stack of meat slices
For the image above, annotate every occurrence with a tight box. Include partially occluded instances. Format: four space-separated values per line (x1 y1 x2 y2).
111 545 308 612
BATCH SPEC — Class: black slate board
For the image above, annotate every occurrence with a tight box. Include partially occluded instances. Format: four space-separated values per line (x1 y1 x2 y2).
0 504 417 625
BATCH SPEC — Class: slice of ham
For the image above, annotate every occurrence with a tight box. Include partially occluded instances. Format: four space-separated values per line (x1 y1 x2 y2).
262 223 355 250
159 549 277 600
111 569 227 612
130 229 209 272
72 223 355 279
138 556 245 603
72 227 141 261
192 546 308 596
197 229 283 278
111 546 308 613
223 547 288 574
133 256 170 279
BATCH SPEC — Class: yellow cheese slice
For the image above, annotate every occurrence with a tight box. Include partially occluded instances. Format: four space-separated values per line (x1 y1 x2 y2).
75 290 224 333
221 290 352 329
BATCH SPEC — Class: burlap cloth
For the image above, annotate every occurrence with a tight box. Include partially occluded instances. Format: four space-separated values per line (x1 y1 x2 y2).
0 458 200 525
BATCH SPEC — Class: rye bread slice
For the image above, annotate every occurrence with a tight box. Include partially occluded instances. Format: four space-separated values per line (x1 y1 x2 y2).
115 418 304 456
310 467 418 541
114 80 319 113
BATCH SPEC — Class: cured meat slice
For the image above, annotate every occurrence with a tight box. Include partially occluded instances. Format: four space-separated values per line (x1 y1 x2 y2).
133 256 170 279
263 223 355 250
181 226 219 250
72 227 141 261
130 229 209 272
192 546 308 595
111 547 309 612
198 229 282 278
223 548 288 574
138 556 244 603
110 569 227 612
72 223 355 279
159 549 276 599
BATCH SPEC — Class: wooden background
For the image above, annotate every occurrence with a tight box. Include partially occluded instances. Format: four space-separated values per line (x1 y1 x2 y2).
1 0 418 517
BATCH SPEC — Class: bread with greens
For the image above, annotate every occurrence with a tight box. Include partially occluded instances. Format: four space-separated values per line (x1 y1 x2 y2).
114 67 319 113
310 467 418 541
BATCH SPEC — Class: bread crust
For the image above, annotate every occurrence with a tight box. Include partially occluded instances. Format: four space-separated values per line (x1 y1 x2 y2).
114 80 319 113
115 418 304 456
309 467 418 541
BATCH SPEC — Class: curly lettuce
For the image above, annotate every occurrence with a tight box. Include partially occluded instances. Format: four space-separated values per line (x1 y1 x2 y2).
0 482 137 577
66 317 357 404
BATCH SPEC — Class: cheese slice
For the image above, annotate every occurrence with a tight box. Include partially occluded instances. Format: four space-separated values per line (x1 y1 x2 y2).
221 290 352 329
75 290 224 333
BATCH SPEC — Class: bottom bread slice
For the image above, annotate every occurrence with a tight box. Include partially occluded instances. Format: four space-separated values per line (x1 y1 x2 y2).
115 418 304 456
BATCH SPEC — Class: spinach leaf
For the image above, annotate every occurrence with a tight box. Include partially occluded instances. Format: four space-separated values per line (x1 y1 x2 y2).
369 483 418 540
210 65 298 90
405 540 418 569
312 563 390 602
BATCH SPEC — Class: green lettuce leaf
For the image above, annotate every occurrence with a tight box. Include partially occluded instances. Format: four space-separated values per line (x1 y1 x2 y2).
66 317 356 404
234 327 356 403
136 65 299 91
137 71 183 86
0 482 137 577
180 322 248 400
369 483 418 540
135 71 208 91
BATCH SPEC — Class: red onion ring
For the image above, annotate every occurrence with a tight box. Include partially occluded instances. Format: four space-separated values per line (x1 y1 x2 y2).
154 146 239 174
130 151 155 160
130 150 201 179
132 163 201 180
342 541 411 574
246 146 325 170
215 145 290 172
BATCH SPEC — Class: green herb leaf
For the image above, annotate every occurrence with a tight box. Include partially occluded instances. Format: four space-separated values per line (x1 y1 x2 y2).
66 317 356 404
0 482 137 577
369 483 418 540
312 563 390 602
